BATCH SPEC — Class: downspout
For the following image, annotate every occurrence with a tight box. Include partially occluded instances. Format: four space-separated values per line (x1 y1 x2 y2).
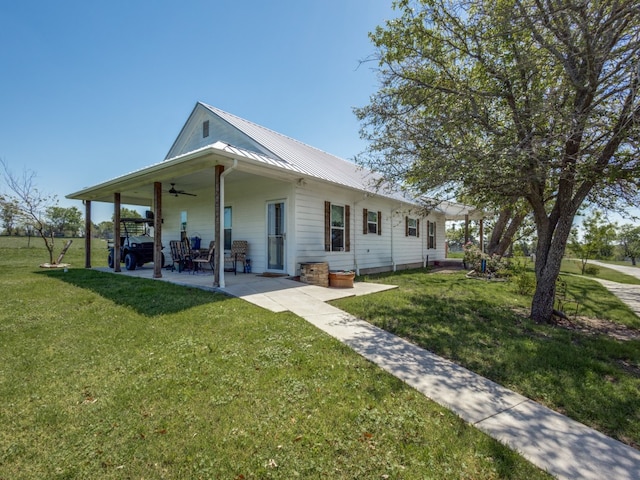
218 158 238 288
390 203 403 272
422 215 426 268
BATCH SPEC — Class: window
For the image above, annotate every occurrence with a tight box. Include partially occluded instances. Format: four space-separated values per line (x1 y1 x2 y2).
428 220 436 249
203 120 210 138
331 204 344 251
324 201 350 252
363 209 382 235
180 211 188 241
406 217 418 237
224 206 232 250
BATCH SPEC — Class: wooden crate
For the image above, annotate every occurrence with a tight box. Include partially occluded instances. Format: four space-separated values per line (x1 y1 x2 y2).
300 262 329 287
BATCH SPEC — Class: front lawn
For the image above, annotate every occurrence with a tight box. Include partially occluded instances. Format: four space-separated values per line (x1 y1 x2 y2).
0 237 549 479
332 269 640 449
560 258 640 284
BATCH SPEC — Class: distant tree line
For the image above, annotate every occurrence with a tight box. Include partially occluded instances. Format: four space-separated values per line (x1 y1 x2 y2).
447 210 640 267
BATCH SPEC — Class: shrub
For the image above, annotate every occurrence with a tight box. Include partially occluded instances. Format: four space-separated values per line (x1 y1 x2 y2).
584 265 600 276
514 272 536 295
463 243 509 277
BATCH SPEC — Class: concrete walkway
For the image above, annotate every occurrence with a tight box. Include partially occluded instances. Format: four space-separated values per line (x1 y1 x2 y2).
222 276 640 480
589 260 640 280
587 261 640 317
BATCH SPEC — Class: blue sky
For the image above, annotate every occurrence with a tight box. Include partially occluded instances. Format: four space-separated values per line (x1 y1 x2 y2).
1 1 395 222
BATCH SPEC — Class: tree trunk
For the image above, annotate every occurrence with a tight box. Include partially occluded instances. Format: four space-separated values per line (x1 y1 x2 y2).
530 253 563 322
530 211 574 323
632 257 637 266
487 208 526 257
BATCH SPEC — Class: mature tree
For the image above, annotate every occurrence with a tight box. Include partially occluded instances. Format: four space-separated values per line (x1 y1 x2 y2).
115 207 143 220
356 0 640 322
46 206 84 237
618 224 640 265
96 220 114 239
1 159 59 263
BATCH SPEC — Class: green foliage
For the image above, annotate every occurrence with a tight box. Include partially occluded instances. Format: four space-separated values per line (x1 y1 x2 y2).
584 265 601 276
619 224 640 265
0 238 548 479
509 258 537 295
463 242 509 276
45 205 84 236
570 211 619 273
560 259 640 285
334 269 640 448
115 206 143 220
514 271 536 295
357 0 640 322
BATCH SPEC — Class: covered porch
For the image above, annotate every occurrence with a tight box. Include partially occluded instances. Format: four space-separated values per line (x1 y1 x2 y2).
67 142 303 288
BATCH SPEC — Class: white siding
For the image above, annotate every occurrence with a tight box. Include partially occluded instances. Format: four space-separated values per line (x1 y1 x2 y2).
292 181 448 275
165 105 276 160
159 174 447 277
293 181 357 273
353 197 393 272
224 175 293 274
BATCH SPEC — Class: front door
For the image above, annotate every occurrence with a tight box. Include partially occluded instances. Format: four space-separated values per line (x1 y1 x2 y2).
267 201 285 271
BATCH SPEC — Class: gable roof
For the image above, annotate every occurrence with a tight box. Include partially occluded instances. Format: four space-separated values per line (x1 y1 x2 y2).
67 101 480 218
169 102 385 195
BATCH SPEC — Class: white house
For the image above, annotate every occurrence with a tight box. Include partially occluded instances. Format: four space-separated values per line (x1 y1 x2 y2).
67 102 480 287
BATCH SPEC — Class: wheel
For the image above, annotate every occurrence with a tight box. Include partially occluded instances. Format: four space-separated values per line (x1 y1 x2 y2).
108 249 115 268
124 253 137 271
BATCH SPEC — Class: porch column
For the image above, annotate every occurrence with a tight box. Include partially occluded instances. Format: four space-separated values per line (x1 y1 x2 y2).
114 193 121 272
84 200 92 268
464 214 470 244
479 218 484 253
153 182 162 279
213 165 224 287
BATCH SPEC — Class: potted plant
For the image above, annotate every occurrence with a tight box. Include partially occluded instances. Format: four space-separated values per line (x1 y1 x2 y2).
329 270 355 288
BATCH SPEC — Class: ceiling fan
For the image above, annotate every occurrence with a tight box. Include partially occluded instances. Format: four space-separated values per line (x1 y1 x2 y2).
167 183 197 197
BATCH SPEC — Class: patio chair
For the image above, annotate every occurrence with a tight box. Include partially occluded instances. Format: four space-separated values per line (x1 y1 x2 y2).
169 240 191 273
224 240 248 275
169 240 183 272
193 241 215 273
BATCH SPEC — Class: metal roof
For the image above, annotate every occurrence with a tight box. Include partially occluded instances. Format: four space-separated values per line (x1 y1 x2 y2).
66 101 481 218
199 104 480 217
200 103 384 194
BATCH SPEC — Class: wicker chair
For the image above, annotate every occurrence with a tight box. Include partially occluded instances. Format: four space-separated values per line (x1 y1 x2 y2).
224 240 248 275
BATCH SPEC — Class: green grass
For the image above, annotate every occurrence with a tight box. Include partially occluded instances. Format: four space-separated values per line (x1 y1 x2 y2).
595 259 640 268
0 237 549 479
333 269 640 449
560 258 640 284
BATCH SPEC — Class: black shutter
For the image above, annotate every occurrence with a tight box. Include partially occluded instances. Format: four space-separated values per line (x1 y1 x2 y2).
324 201 331 251
363 208 368 235
345 205 351 252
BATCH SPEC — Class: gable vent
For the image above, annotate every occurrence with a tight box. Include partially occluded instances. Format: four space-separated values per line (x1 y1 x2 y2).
203 120 210 138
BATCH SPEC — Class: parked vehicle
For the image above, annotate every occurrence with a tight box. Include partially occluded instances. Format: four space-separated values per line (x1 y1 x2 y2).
107 217 162 270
